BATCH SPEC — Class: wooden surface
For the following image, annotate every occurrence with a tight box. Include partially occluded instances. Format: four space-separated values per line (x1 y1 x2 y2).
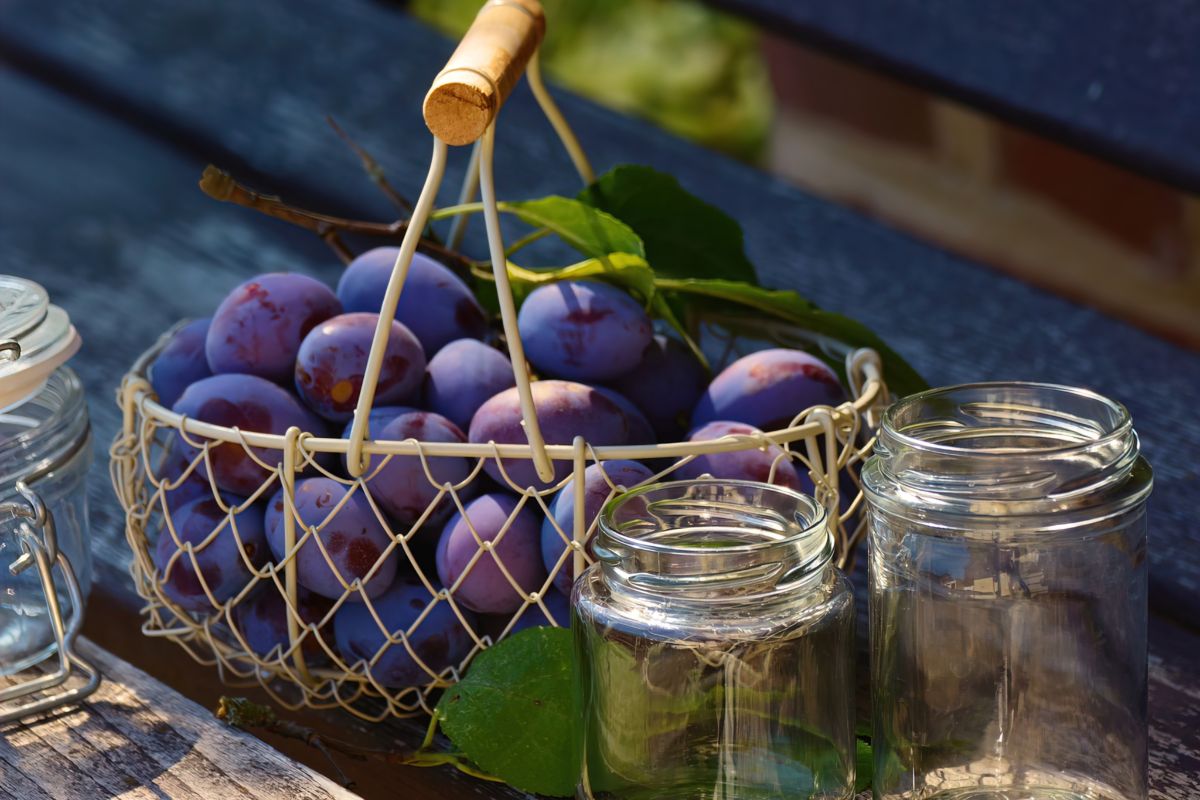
0 0 1195 797
706 0 1200 193
0 640 362 800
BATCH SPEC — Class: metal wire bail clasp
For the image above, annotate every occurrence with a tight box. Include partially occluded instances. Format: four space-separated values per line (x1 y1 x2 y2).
0 481 99 724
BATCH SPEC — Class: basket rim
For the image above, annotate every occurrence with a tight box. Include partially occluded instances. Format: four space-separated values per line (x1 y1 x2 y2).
123 327 884 462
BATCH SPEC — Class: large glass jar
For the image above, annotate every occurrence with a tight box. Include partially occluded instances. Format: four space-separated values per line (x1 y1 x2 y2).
863 383 1152 800
0 276 92 676
574 480 856 800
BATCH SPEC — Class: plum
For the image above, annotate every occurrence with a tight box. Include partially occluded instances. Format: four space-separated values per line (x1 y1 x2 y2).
154 495 266 612
234 585 332 661
357 411 475 527
675 420 807 491
294 312 426 422
468 380 631 490
336 248 487 356
508 591 570 632
607 335 707 440
334 577 476 687
265 478 397 601
155 435 214 512
422 339 516 431
692 348 844 431
591 386 656 445
541 460 653 595
172 374 326 496
148 317 212 407
436 493 546 614
338 405 418 442
206 273 341 383
517 280 652 381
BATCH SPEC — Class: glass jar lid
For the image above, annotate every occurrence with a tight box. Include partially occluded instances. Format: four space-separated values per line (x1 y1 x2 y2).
0 277 80 411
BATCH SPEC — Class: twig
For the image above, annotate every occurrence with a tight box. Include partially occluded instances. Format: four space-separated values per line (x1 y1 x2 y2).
326 115 414 214
322 231 355 264
215 697 504 786
217 697 361 788
198 166 478 279
200 166 404 237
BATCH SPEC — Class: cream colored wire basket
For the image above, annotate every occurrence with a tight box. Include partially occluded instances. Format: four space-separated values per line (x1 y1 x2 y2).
110 0 888 721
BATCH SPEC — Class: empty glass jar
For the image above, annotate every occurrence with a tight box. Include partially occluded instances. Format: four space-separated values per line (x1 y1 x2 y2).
864 382 1152 800
574 480 856 800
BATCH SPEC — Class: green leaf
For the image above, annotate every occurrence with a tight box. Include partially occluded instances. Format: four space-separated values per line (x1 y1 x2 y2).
856 738 873 794
580 165 758 284
502 196 644 260
436 627 578 797
657 277 928 398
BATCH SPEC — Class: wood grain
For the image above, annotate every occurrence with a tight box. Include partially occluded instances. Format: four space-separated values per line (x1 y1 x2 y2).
0 640 361 800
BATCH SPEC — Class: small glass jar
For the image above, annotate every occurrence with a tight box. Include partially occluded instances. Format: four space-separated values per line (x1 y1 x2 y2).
0 276 93 676
863 383 1152 800
574 480 856 800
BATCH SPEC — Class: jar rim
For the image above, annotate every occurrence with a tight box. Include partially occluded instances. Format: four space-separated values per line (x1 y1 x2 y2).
881 381 1132 458
600 479 828 556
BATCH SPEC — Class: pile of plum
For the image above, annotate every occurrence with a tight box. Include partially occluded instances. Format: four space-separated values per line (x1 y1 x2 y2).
147 247 845 687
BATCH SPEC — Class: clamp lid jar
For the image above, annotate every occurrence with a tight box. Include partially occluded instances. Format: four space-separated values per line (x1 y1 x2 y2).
0 276 93 678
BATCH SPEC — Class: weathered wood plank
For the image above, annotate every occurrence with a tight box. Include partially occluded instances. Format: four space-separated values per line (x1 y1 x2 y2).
706 0 1200 193
1146 616 1200 799
1 0 1198 626
0 640 361 800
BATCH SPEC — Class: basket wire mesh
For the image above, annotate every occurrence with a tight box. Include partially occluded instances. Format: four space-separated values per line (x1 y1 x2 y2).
110 0 888 720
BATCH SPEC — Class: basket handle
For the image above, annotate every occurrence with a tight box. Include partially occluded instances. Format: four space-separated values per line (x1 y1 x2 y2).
347 0 558 485
423 0 546 146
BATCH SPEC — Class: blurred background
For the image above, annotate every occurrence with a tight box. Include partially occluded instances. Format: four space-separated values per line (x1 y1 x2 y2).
411 0 1200 348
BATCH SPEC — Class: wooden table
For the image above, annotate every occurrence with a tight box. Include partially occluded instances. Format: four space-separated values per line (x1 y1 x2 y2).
1 640 361 800
0 0 1196 797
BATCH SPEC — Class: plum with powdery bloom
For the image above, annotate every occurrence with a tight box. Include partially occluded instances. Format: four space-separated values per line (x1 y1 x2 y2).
692 349 843 431
336 248 487 356
206 273 341 383
468 380 630 490
517 280 652 381
265 477 397 601
172 374 326 496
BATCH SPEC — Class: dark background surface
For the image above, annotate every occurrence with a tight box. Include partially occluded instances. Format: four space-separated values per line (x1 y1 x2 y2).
707 0 1200 192
0 0 1197 796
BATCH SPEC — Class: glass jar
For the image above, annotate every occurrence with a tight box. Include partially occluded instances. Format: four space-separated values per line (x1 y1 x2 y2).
0 276 93 676
574 480 856 800
863 383 1152 800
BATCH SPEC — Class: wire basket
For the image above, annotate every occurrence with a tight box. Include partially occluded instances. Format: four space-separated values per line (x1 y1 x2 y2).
110 0 888 721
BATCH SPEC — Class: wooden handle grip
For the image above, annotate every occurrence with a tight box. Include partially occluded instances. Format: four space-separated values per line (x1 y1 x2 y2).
423 0 545 146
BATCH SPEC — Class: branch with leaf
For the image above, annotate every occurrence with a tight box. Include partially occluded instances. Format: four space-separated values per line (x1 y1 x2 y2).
200 143 926 396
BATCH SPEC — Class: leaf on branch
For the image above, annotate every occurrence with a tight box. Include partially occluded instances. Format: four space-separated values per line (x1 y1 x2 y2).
579 165 758 284
501 196 643 260
436 627 578 797
659 278 928 397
